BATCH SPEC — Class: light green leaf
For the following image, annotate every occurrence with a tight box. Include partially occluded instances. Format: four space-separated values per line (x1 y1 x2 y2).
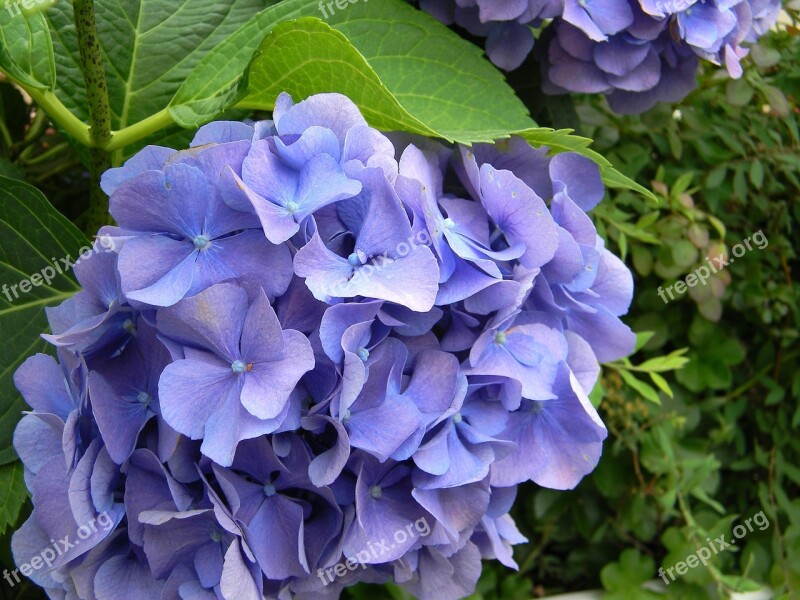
0 9 55 90
241 17 440 139
649 372 673 398
637 349 690 372
749 159 764 188
0 175 86 464
515 128 596 155
601 166 657 202
618 369 661 405
634 330 656 352
238 4 534 143
515 128 655 202
0 461 27 534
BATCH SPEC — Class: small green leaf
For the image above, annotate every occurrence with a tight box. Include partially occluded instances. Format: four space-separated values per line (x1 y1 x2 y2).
726 78 754 107
649 372 673 398
749 160 764 188
634 330 656 352
0 461 27 534
637 349 690 372
705 165 727 189
601 166 658 203
618 369 661 405
515 128 596 155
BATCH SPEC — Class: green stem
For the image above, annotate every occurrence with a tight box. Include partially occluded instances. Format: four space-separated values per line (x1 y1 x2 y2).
0 118 11 152
104 108 174 155
20 142 70 166
72 0 112 234
26 88 92 147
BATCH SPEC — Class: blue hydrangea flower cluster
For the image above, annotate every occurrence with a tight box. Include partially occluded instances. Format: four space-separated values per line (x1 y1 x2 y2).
12 93 635 599
420 0 781 113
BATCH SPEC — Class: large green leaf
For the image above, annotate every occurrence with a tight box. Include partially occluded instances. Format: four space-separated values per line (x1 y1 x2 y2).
0 175 86 465
174 0 535 142
241 18 442 139
45 0 269 155
324 1 534 141
0 10 55 90
0 461 27 534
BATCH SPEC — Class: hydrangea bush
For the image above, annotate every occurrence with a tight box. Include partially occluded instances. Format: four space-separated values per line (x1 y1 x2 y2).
10 92 635 599
420 0 782 113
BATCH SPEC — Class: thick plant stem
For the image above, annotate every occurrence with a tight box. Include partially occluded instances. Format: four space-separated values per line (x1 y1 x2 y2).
73 0 112 235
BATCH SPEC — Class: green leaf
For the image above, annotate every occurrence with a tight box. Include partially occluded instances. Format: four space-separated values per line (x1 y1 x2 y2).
0 461 27 534
241 17 440 139
601 549 662 599
705 165 727 189
46 0 268 156
726 78 754 107
0 175 87 464
515 128 595 155
749 159 764 188
637 349 690 373
618 369 661 405
649 372 673 398
601 166 657 203
0 9 55 90
634 330 656 352
239 4 534 143
515 128 656 202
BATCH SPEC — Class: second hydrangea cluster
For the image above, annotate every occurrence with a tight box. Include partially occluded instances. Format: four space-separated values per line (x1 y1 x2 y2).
420 0 781 113
12 93 634 599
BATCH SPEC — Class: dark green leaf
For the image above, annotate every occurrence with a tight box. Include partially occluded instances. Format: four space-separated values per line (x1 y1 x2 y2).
0 461 27 534
0 175 87 464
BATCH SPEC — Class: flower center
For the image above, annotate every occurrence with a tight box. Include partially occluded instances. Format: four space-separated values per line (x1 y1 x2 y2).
452 412 463 424
442 217 456 230
193 234 211 250
347 252 362 267
122 318 137 335
370 485 383 499
285 201 299 214
494 331 507 345
356 347 370 362
137 391 152 405
231 360 247 374
263 483 277 497
342 409 351 422
210 530 223 542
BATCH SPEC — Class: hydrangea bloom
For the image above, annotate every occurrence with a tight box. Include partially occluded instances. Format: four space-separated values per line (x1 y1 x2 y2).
419 0 781 113
12 92 635 599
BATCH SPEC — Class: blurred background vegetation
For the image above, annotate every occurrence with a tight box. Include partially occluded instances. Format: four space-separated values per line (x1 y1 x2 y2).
0 7 798 600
